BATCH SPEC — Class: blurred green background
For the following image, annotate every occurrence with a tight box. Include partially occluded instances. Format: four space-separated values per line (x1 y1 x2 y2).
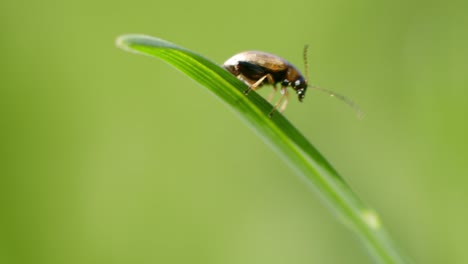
1 0 467 263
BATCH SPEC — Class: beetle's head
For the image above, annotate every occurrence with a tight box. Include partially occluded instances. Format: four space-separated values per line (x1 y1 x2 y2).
292 77 308 102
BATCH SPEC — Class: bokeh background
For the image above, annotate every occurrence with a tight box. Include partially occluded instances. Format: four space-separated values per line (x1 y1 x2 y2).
1 0 467 263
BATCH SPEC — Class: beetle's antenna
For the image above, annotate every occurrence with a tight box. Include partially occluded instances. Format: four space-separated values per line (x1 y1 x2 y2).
303 45 363 119
310 85 364 119
303 45 309 82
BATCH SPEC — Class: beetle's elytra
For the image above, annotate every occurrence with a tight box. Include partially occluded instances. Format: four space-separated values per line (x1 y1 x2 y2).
223 46 362 118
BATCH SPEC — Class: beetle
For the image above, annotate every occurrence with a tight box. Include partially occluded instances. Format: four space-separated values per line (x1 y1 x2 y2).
223 46 362 117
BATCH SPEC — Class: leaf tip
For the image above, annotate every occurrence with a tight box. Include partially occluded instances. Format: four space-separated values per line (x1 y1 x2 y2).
115 34 136 52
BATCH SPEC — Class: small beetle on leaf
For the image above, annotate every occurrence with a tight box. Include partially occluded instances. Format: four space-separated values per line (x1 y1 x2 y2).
223 46 362 118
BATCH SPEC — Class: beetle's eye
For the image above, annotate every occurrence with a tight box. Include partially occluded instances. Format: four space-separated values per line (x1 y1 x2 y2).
296 87 306 102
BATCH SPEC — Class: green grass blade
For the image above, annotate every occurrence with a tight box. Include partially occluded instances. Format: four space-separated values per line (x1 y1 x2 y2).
116 34 410 264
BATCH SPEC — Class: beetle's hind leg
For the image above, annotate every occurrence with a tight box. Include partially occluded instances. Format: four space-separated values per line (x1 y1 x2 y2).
244 74 275 95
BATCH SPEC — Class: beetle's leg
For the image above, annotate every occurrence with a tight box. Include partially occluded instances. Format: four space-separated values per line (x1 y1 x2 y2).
265 75 277 101
244 74 272 94
266 74 275 85
279 88 290 112
267 84 278 102
269 86 288 117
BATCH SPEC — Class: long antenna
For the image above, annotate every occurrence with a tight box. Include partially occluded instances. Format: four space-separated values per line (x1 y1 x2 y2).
303 44 364 119
310 85 364 119
303 45 309 82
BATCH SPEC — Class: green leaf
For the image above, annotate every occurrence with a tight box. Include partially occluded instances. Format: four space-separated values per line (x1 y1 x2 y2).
116 34 410 264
